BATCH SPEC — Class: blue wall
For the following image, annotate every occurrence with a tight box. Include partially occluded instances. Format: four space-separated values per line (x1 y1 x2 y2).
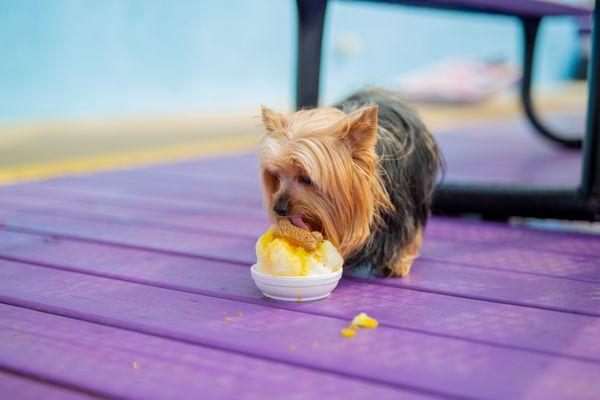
0 0 582 123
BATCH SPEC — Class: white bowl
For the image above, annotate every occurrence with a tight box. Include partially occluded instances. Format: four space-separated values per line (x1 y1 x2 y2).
250 263 343 302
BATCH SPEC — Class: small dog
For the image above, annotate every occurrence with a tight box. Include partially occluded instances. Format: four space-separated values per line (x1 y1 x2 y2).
259 89 441 277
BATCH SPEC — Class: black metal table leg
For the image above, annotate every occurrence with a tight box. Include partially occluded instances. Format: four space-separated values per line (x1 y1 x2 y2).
292 0 598 220
296 0 327 110
520 16 584 148
581 7 600 198
433 8 599 221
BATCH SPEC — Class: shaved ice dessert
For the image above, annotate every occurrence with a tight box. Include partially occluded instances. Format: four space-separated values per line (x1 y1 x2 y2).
255 220 343 277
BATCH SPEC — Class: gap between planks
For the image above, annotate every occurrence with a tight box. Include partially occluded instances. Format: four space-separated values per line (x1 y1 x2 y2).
1 260 599 400
1 222 599 319
0 291 470 399
1 230 600 365
0 368 111 400
1 180 598 261
0 304 425 400
1 195 597 286
0 195 598 285
1 252 598 365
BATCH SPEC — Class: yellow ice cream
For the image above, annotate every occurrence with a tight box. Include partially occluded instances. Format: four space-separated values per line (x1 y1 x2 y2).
255 227 343 276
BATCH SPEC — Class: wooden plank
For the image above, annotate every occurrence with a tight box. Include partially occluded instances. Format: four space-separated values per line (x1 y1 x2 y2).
1 230 599 362
0 192 598 284
87 166 261 187
0 182 266 219
7 170 598 258
421 240 600 283
0 305 412 400
359 259 600 317
137 151 258 175
0 194 268 241
1 260 599 400
100 165 261 185
17 174 263 208
0 207 255 264
1 208 599 316
426 218 600 258
0 371 99 400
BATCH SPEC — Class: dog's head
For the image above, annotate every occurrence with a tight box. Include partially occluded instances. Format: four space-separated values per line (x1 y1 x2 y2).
258 105 392 257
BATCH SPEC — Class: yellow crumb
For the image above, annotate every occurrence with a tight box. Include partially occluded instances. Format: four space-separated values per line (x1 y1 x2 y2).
341 328 356 338
352 312 378 329
236 311 243 317
348 324 358 330
296 297 302 302
131 361 140 370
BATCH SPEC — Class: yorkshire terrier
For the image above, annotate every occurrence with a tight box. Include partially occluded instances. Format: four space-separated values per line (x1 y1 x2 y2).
259 89 441 277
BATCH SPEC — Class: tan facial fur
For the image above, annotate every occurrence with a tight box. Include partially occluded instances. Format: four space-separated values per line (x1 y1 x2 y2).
258 105 393 257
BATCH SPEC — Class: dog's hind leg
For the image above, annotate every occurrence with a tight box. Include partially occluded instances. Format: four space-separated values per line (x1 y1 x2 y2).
390 228 423 277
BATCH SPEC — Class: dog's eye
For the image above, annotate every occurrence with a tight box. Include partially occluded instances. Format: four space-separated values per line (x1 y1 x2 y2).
299 175 313 186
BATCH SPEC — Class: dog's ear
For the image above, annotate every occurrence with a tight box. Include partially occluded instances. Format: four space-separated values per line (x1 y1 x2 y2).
341 105 378 158
261 105 288 133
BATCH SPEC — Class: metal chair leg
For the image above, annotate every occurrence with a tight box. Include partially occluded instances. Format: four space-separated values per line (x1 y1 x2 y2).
296 0 327 110
520 16 583 149
580 7 600 198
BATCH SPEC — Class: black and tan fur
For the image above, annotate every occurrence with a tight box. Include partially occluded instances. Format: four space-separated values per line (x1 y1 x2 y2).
259 88 441 277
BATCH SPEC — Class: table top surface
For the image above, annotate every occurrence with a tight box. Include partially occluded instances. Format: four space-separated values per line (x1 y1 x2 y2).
0 115 599 400
340 0 592 18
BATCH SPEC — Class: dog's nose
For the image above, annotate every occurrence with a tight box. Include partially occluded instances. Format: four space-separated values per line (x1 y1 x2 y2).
273 198 289 216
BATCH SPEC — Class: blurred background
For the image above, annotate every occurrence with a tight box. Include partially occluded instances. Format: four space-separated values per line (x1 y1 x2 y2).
0 0 591 184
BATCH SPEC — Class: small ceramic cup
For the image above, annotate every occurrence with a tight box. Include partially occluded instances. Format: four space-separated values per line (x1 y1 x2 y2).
250 263 343 301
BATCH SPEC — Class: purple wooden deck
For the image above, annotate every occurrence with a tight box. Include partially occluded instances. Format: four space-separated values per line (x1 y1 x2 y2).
0 117 599 400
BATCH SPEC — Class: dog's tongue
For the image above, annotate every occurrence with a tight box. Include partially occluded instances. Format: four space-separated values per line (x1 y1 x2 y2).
289 215 310 231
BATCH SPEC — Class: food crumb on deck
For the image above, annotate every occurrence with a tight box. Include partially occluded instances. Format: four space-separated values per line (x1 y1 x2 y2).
341 328 356 338
341 313 379 338
296 297 302 302
352 313 378 329
236 311 243 317
131 361 140 371
289 344 297 351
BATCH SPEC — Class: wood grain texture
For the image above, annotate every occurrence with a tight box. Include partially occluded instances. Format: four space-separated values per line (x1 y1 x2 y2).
0 191 598 283
1 260 600 399
0 304 415 400
0 372 100 400
1 141 599 399
0 208 598 316
4 160 597 257
0 230 599 363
